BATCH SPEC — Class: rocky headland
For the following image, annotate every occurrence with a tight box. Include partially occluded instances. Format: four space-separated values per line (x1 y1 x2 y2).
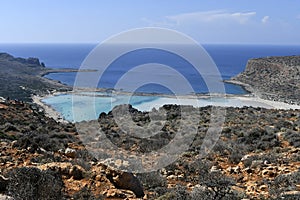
0 53 74 102
231 55 300 105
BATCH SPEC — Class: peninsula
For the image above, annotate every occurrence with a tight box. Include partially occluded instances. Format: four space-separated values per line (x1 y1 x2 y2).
0 53 95 102
229 55 300 105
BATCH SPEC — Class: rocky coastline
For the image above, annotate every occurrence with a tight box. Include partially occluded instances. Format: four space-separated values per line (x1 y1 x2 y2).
231 55 300 105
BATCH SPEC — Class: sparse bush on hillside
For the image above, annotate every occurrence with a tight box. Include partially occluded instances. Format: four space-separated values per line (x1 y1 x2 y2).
212 140 246 165
137 171 167 189
199 171 239 199
190 187 214 200
6 167 63 200
268 171 300 199
13 131 74 152
193 159 242 200
190 186 244 200
72 186 104 200
136 171 168 198
157 185 189 200
160 159 244 200
284 130 300 148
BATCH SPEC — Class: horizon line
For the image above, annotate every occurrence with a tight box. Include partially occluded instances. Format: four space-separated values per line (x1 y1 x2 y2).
1 42 300 46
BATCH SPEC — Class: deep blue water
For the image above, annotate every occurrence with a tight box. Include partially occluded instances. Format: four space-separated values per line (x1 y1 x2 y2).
0 43 95 69
1 43 300 95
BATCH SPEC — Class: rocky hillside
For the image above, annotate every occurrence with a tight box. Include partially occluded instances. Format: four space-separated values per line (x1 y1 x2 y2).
233 56 300 105
0 53 70 101
0 100 299 199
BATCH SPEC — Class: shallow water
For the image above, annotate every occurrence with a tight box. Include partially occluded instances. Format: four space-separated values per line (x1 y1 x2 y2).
42 92 293 122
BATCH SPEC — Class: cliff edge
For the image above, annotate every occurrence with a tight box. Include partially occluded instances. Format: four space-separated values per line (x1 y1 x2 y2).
232 55 300 105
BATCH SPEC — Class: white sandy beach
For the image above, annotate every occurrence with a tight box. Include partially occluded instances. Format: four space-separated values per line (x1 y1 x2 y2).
135 95 300 111
32 94 69 123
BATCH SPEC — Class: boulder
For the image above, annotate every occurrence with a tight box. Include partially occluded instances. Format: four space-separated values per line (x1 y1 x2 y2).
106 169 144 198
65 148 76 158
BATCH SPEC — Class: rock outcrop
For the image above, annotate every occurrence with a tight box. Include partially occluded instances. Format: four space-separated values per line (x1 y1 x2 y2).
105 169 145 197
233 55 300 105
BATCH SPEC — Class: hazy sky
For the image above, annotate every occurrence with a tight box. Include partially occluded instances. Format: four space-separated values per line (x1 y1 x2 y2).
1 0 300 44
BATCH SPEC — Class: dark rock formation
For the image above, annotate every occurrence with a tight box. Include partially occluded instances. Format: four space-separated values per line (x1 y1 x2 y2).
233 55 300 105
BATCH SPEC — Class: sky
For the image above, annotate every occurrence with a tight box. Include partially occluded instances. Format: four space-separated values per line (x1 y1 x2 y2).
1 0 300 44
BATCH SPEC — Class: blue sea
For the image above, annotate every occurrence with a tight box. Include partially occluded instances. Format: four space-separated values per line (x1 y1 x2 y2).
1 43 300 121
2 43 300 94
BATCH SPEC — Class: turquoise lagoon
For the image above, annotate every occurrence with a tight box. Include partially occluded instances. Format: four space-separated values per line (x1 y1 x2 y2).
41 92 277 122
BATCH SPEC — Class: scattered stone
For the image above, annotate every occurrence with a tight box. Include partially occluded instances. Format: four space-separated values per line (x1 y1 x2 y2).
38 162 85 180
210 166 221 173
167 175 177 180
104 188 136 199
177 174 185 180
64 148 76 158
251 160 264 169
